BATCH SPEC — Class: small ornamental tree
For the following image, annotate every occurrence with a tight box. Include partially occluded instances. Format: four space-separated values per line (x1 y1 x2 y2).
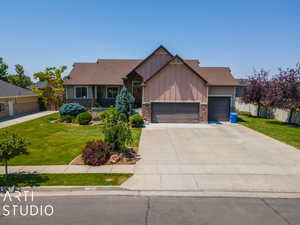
0 131 29 182
266 64 300 123
242 69 269 117
103 109 133 152
115 87 135 118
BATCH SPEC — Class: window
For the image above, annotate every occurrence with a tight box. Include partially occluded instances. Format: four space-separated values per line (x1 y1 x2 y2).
106 87 119 98
0 103 4 112
75 87 88 98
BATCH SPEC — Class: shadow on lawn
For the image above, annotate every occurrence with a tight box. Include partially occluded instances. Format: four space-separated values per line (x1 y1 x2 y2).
266 120 300 128
0 172 49 187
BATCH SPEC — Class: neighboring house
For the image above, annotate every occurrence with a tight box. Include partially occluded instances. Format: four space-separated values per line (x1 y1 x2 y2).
0 80 39 119
235 78 248 97
27 81 47 89
64 45 238 122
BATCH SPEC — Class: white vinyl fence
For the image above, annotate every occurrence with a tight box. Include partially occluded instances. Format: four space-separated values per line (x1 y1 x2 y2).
235 98 300 125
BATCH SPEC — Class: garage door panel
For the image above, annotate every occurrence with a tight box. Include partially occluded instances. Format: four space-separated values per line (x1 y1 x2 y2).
208 97 230 121
151 103 199 123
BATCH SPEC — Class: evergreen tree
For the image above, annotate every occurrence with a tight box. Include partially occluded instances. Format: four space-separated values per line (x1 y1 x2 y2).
115 86 135 118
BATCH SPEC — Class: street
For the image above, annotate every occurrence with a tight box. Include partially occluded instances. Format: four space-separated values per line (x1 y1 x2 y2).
1 195 299 225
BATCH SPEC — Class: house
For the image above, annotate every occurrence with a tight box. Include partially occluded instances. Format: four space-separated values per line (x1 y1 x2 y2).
64 45 238 123
235 78 248 97
0 80 39 119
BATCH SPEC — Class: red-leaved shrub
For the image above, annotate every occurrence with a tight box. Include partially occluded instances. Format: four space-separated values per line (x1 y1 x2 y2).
82 140 110 166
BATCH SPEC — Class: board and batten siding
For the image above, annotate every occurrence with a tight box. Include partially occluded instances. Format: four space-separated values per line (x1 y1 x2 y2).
143 63 207 103
208 86 236 110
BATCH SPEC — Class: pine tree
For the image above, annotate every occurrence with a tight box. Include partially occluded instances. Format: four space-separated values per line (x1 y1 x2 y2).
115 86 135 118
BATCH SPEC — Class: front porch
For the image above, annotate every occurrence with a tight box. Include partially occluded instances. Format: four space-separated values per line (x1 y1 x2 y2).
65 83 143 108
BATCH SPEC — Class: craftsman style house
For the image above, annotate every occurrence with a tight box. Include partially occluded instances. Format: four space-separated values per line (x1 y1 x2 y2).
64 46 237 123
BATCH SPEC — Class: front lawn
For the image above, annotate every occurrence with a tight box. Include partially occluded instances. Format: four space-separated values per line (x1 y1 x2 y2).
0 173 132 186
2 113 141 165
238 112 300 149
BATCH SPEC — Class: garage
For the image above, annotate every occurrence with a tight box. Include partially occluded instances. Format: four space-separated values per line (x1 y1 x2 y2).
208 97 231 121
151 102 199 123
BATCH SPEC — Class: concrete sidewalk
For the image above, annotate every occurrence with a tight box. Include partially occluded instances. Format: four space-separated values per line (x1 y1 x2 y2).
0 111 56 128
0 164 135 174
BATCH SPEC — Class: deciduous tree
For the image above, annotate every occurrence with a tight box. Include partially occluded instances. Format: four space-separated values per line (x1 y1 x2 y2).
32 66 67 110
242 69 269 117
7 64 33 88
0 57 8 81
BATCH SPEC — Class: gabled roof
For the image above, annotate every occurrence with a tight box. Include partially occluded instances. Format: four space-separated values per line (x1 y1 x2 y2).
0 80 37 98
64 46 238 86
64 60 141 85
144 55 208 83
128 45 173 81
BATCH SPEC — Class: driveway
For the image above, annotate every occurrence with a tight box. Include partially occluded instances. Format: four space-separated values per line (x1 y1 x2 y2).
122 123 300 192
0 111 55 128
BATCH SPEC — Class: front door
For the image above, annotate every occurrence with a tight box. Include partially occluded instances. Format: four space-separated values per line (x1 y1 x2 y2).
132 81 142 107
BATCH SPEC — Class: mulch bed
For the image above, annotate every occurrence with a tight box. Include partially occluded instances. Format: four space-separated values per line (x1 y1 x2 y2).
69 147 140 165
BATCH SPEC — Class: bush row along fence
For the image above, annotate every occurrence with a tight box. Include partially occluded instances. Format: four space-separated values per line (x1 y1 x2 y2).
235 98 300 125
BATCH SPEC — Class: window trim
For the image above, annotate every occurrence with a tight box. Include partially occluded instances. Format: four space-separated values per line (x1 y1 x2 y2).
74 86 89 99
106 86 120 99
0 103 4 112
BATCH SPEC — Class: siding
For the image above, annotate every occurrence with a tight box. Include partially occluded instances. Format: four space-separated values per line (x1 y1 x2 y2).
136 49 172 81
144 63 207 103
208 86 236 109
0 96 39 118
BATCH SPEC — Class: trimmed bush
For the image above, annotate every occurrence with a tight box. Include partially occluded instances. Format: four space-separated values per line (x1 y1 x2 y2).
59 103 86 116
60 114 75 123
82 140 110 166
99 107 118 121
130 114 144 128
77 112 92 125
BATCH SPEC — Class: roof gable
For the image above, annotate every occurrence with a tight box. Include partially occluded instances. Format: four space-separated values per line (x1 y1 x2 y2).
127 45 173 80
144 55 208 84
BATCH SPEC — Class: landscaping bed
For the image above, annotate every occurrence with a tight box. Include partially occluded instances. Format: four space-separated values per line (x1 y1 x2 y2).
238 112 300 149
0 173 132 186
2 113 141 165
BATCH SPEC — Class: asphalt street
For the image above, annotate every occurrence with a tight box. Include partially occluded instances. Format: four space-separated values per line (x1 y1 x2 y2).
1 195 300 225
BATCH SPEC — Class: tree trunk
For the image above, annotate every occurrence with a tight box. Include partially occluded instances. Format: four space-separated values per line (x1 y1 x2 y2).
288 108 294 124
4 159 8 182
257 103 261 117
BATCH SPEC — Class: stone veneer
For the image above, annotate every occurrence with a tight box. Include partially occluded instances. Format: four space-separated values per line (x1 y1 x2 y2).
199 103 208 123
142 103 151 121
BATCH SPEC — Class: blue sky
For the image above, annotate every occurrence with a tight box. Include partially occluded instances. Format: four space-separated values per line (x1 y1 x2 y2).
1 0 299 79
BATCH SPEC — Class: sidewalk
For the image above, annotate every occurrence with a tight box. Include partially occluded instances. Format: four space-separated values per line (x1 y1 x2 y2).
0 165 135 174
0 111 56 128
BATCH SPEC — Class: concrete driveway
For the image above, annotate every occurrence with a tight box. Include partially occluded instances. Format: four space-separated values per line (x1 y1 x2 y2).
122 123 300 193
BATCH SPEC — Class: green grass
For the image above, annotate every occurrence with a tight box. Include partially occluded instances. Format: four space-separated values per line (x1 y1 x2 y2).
238 112 300 149
1 113 142 165
0 173 132 186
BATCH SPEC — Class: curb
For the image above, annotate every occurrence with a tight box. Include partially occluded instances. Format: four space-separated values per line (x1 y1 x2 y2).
5 186 300 199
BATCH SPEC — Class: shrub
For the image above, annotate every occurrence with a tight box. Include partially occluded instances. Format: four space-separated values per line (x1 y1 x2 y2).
60 114 75 123
59 103 86 116
82 140 110 166
99 107 117 121
103 113 133 152
115 87 135 118
130 114 144 128
77 112 92 125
